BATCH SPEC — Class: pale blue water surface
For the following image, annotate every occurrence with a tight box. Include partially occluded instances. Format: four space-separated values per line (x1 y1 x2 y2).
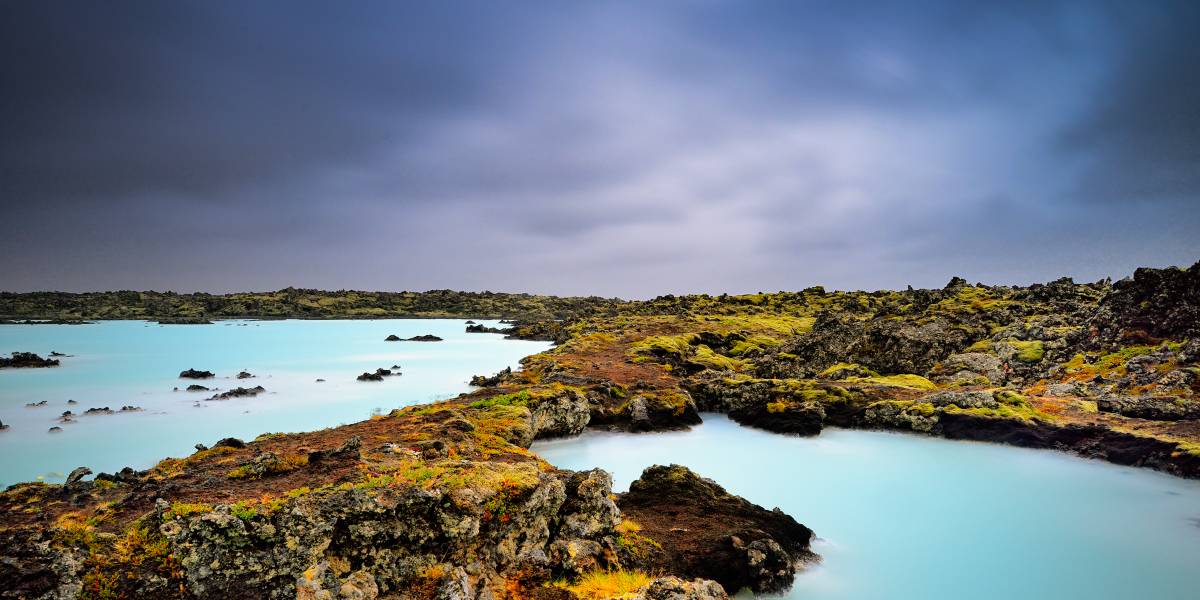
0 319 548 487
534 413 1200 600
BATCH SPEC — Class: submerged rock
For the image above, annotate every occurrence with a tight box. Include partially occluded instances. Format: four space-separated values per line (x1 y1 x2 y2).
0 420 7 431
179 368 215 379
0 352 60 368
618 465 816 595
236 370 254 379
185 384 210 392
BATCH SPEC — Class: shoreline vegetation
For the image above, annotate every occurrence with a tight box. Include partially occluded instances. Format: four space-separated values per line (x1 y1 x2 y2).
1 261 1199 599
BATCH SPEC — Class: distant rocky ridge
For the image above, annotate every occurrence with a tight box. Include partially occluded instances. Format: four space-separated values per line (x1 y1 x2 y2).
0 288 623 322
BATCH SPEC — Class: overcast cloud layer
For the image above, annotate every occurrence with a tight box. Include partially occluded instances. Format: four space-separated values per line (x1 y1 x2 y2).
1 0 1197 297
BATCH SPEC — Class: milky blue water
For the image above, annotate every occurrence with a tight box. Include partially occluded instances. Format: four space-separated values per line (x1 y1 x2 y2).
0 319 549 487
534 413 1200 600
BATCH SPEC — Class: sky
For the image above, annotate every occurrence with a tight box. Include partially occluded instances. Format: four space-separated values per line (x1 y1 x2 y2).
1 1 1197 298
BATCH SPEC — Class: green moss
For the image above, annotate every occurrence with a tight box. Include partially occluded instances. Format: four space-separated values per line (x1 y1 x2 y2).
819 362 879 378
844 374 938 390
470 389 532 409
690 344 749 372
629 333 696 356
993 390 1028 406
227 453 309 480
163 502 212 521
1010 340 1045 363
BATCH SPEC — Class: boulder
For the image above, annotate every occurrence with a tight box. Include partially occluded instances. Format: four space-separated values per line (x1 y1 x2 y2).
384 334 401 341
632 577 729 600
932 352 1005 386
618 465 816 595
236 371 254 379
64 467 92 486
179 368 215 379
924 390 998 410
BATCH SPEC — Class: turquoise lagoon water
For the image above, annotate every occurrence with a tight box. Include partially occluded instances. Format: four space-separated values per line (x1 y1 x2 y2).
534 413 1200 600
0 319 549 487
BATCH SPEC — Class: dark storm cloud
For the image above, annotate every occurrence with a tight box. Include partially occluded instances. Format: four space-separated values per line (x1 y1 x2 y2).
1061 1 1200 205
0 0 1197 296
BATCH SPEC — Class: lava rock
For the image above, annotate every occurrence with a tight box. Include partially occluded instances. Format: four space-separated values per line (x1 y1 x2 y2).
65 467 92 486
0 352 60 368
470 367 512 387
466 324 509 334
236 371 254 379
179 368 215 379
207 386 266 401
618 465 816 595
186 384 210 392
404 334 443 342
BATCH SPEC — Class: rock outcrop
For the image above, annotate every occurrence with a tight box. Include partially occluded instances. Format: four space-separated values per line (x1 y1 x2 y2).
0 352 60 368
179 368 215 379
207 386 266 400
617 465 816 595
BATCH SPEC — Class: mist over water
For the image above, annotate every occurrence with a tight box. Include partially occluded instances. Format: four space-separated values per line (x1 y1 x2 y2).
534 414 1200 600
0 319 549 487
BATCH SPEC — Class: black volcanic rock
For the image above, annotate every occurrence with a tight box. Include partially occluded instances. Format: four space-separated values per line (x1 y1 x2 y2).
466 324 510 334
384 334 401 341
0 352 60 368
1087 261 1200 347
186 384 210 392
404 334 443 342
207 386 266 400
618 465 816 595
156 317 213 324
179 368 215 379
236 371 254 379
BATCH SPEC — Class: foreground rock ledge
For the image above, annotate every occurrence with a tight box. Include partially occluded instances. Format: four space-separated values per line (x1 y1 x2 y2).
0 384 813 600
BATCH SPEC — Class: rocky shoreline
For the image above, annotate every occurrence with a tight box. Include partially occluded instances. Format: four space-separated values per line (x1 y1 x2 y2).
1 261 1198 598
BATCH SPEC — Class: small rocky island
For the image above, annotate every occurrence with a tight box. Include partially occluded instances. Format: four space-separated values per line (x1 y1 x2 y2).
178 368 215 379
0 352 61 368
